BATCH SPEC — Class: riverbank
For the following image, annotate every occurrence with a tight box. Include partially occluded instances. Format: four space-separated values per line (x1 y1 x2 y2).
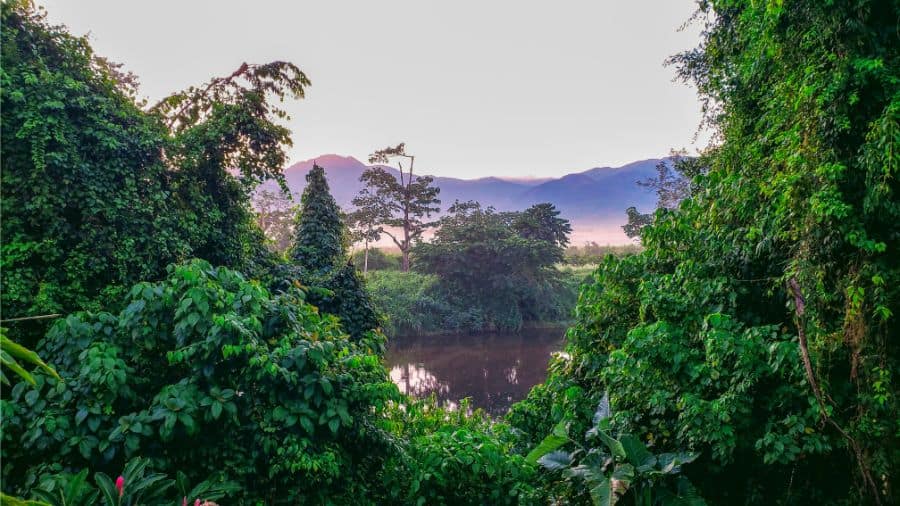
365 270 580 336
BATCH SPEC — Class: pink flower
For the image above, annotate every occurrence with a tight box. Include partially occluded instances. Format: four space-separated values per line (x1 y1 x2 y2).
115 476 125 497
194 500 201 506
182 498 188 506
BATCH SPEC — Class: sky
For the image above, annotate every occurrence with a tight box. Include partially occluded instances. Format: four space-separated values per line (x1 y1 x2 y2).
37 0 709 180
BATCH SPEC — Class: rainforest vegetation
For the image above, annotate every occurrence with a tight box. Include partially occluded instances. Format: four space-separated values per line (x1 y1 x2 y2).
363 201 581 336
1 0 898 505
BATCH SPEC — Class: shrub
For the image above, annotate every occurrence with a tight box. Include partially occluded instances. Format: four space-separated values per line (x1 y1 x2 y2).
1 260 398 504
351 248 402 272
378 397 540 505
365 271 445 336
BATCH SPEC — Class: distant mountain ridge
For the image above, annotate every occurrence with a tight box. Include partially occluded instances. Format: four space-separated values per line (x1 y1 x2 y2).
269 154 666 244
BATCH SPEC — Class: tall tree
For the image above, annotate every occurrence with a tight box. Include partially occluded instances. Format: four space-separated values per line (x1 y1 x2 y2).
415 201 571 331
346 206 383 276
291 164 344 275
354 143 440 272
513 203 573 249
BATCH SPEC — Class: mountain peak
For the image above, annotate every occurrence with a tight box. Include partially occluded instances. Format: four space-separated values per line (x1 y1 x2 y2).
287 154 367 173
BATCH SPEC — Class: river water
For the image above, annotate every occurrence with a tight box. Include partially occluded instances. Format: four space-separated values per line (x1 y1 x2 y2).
385 328 565 416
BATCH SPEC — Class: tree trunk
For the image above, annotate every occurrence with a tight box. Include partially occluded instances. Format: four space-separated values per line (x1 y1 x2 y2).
401 247 410 272
402 210 411 272
402 157 413 272
363 240 369 276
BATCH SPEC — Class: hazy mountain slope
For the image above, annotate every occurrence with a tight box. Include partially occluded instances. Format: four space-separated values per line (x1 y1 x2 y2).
269 154 667 243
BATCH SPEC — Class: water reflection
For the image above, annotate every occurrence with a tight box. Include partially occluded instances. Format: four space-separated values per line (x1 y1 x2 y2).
385 328 564 416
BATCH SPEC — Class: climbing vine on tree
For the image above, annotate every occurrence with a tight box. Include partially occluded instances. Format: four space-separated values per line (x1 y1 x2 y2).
511 1 898 504
0 0 307 341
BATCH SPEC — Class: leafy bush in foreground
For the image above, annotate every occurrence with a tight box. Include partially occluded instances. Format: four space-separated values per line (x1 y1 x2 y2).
378 397 540 505
526 399 703 506
1 260 397 504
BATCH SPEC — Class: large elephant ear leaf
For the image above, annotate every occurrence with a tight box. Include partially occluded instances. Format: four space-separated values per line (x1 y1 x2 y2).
588 478 617 506
586 393 611 440
596 429 626 460
619 434 656 471
526 420 569 464
537 450 573 471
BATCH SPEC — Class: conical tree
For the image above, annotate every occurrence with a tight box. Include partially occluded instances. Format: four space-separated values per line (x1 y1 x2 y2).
292 164 344 274
289 163 381 339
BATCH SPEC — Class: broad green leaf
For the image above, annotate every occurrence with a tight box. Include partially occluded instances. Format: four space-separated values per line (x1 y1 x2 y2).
610 463 634 488
589 478 616 506
619 434 655 470
94 472 118 506
537 450 572 471
597 429 626 459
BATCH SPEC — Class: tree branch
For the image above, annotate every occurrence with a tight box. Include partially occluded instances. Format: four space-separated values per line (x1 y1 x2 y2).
788 278 881 505
380 228 403 250
0 314 61 323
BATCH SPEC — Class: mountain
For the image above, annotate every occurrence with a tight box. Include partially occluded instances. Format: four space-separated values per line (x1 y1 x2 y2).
268 154 665 244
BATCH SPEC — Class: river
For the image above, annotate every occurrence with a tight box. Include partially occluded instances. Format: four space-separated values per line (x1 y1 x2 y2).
385 327 565 416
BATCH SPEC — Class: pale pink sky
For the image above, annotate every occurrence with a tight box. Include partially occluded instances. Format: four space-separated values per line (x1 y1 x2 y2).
37 0 710 180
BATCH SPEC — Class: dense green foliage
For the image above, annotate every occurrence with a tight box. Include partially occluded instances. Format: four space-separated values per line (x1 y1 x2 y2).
564 243 643 266
351 247 401 272
287 164 380 339
365 271 446 336
1 260 396 503
291 164 345 275
5 0 899 504
414 201 574 332
511 1 899 504
367 266 587 336
24 457 239 506
527 401 703 505
378 398 540 505
513 203 573 247
1 2 305 341
310 261 382 341
362 203 578 335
